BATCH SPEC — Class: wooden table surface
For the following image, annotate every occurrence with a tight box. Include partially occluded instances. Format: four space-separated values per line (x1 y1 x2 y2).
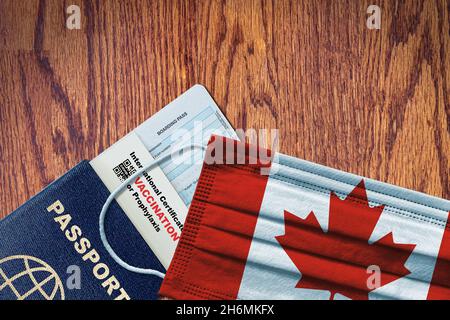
0 0 449 218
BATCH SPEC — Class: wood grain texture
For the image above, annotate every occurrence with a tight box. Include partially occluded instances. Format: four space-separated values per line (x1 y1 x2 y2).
0 0 449 218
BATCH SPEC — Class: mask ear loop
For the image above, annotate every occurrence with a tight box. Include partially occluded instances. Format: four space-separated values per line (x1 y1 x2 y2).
99 143 206 278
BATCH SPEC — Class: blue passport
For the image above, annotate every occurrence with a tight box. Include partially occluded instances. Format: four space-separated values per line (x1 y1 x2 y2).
0 161 164 300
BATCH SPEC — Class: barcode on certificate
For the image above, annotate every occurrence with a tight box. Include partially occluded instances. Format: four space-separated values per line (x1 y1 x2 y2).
113 159 137 182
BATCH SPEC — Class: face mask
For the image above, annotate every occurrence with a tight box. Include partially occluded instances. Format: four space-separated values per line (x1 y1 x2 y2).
159 135 450 300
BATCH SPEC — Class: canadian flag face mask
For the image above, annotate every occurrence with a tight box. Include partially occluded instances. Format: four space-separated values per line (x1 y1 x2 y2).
160 135 450 300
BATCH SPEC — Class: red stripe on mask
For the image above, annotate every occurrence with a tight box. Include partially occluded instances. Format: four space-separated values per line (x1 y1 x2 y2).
427 212 450 300
159 135 271 299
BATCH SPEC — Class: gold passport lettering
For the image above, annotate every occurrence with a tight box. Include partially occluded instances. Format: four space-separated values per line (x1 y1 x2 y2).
47 200 131 300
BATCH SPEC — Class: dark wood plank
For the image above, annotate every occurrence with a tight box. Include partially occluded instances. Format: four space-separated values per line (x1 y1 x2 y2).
0 0 449 218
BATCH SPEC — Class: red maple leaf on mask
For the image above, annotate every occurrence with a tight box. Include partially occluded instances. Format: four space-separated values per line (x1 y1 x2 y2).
275 180 416 300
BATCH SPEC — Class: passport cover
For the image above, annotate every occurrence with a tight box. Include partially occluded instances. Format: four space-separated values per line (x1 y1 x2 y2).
0 161 164 300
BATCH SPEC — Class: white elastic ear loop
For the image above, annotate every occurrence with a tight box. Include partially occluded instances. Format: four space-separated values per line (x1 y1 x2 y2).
99 143 206 278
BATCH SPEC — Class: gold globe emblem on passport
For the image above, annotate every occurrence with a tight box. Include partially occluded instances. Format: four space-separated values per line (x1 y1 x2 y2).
0 255 65 300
